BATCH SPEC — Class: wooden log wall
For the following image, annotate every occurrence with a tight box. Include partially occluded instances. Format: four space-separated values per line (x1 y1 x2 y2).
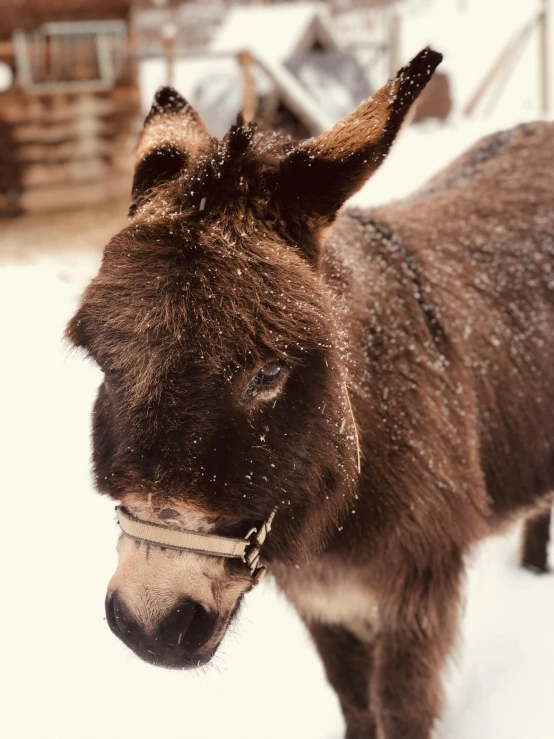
0 84 140 216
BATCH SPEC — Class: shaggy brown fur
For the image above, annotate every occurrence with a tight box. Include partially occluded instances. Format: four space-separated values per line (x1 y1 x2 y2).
67 48 553 738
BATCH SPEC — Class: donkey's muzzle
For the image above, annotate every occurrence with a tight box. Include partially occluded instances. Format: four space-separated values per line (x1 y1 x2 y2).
106 593 217 668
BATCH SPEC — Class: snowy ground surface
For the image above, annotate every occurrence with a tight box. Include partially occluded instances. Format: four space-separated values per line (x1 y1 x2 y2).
3 1 554 735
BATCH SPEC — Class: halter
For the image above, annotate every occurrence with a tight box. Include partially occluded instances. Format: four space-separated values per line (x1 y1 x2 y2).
116 505 278 583
115 387 359 582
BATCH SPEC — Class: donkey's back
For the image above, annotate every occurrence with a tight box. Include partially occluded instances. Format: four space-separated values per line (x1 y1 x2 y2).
358 122 554 524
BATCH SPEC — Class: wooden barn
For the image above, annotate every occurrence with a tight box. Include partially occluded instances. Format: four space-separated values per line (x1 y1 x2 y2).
0 0 140 217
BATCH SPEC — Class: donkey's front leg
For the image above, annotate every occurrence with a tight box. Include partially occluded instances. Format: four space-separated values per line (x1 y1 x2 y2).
309 622 377 739
372 564 463 739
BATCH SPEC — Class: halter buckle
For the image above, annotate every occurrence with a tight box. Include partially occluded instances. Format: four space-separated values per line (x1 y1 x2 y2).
242 527 264 578
242 508 277 581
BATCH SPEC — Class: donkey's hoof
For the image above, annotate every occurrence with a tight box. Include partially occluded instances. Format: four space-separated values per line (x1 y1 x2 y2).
522 561 551 575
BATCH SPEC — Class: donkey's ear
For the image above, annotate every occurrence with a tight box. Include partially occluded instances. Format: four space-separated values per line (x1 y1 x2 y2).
278 48 442 227
131 87 211 209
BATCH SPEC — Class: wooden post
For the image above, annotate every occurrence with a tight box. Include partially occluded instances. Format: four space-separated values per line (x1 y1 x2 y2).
463 16 536 116
162 21 177 89
539 0 550 115
238 50 256 123
388 12 401 79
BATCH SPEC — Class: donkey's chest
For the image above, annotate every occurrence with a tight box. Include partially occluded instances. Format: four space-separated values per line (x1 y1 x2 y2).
274 560 378 636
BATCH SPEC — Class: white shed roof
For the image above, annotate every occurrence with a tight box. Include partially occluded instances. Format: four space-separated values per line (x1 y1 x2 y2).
210 2 338 65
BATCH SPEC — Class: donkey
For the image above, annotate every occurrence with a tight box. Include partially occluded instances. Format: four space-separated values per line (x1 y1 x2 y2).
66 48 553 738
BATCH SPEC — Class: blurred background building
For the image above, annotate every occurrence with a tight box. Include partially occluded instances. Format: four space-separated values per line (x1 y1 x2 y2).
0 0 141 217
0 0 550 217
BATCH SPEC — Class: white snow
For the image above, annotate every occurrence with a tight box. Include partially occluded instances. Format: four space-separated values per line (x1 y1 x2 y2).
2 1 554 737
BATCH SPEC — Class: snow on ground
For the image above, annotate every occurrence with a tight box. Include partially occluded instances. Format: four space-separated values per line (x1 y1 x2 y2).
2 1 554 735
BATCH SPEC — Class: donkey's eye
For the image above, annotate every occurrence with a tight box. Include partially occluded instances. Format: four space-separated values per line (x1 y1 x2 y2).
243 361 287 402
260 361 282 378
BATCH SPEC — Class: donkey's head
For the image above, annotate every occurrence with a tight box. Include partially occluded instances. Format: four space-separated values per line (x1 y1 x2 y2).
67 49 441 669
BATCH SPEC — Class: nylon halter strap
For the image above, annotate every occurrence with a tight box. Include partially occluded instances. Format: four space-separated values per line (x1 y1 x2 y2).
116 506 278 583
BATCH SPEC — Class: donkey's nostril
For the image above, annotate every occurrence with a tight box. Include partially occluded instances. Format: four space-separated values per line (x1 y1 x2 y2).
169 598 197 640
158 598 217 653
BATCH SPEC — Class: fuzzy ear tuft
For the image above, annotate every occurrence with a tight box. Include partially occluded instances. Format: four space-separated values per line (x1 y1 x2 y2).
227 116 257 155
131 87 211 212
277 48 443 228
